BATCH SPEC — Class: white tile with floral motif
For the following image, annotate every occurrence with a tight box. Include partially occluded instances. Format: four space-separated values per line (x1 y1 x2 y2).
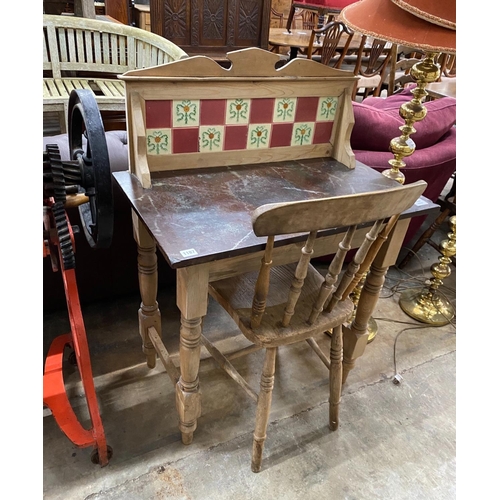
146 129 171 155
173 99 200 127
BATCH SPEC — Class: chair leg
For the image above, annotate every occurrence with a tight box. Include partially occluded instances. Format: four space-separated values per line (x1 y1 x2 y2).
329 325 343 431
251 347 277 473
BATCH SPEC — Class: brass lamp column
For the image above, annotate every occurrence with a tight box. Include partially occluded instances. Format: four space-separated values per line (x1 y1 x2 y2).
382 51 441 184
337 0 456 378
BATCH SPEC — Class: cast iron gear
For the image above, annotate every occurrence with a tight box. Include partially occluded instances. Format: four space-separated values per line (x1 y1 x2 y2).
45 144 67 204
51 201 75 270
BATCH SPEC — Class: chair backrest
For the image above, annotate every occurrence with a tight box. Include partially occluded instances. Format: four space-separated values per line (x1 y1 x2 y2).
270 7 285 28
307 20 354 68
293 8 319 30
248 180 427 329
438 52 456 79
43 14 188 79
352 35 393 99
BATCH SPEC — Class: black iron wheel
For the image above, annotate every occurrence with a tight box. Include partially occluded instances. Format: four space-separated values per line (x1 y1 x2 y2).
68 89 113 249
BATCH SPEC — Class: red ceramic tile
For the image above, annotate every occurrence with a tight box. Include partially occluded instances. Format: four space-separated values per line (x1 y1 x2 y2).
224 125 248 150
249 98 274 124
270 123 293 148
295 97 319 122
313 121 334 144
146 100 172 129
200 100 226 125
172 128 199 154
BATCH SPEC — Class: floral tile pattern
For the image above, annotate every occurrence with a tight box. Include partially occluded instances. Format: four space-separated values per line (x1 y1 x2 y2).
226 99 250 124
316 97 338 122
273 97 297 123
144 96 338 155
292 123 315 146
173 99 200 127
247 124 271 149
146 129 171 155
199 126 224 152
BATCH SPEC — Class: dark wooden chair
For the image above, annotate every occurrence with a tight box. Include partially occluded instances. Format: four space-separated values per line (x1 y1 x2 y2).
270 7 285 28
202 180 427 472
294 8 320 30
351 35 393 100
307 20 354 68
438 52 456 79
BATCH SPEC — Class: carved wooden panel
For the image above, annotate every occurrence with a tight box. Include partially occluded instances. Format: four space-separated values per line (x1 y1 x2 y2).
151 0 271 57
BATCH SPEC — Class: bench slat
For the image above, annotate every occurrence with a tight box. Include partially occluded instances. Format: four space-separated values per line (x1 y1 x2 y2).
67 28 77 63
57 27 68 63
94 31 102 65
85 30 93 64
119 36 126 66
94 80 125 97
76 29 85 63
53 79 70 98
102 33 110 65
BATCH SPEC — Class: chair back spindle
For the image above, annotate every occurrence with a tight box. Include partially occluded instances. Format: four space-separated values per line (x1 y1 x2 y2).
251 236 275 329
282 231 318 327
324 219 384 312
250 182 427 331
309 225 356 324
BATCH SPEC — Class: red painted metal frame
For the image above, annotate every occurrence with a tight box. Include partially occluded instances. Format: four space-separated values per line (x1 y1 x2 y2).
43 206 110 467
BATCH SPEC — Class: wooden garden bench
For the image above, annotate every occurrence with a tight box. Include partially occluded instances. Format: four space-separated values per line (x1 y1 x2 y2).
43 14 188 133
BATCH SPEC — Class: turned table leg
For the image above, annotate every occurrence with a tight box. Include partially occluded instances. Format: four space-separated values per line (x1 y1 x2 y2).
175 265 209 444
132 212 161 369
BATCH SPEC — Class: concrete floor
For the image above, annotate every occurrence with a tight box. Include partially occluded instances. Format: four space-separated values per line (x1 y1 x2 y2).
43 214 456 500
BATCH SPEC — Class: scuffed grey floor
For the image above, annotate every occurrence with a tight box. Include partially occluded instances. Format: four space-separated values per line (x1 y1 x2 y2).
43 215 456 500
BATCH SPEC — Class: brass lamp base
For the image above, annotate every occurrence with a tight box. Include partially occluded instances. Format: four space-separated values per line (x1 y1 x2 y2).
399 288 455 326
366 317 378 343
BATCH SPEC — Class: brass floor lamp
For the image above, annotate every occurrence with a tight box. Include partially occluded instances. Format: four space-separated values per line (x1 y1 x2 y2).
337 0 456 351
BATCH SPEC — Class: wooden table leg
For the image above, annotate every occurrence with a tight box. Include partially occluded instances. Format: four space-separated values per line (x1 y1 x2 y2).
132 212 161 369
342 218 411 383
175 264 209 444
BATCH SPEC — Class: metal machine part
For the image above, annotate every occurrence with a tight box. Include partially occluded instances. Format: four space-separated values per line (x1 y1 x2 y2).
43 89 113 466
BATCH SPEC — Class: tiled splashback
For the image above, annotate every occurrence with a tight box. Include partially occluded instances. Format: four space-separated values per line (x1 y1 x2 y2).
145 96 338 155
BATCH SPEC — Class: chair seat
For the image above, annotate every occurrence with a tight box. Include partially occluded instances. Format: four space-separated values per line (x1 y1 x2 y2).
209 263 354 348
43 78 126 107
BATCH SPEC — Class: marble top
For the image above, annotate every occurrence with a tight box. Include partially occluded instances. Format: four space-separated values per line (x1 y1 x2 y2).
113 158 437 268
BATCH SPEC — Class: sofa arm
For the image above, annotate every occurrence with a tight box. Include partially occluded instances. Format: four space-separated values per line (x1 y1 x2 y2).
43 130 129 173
354 127 456 204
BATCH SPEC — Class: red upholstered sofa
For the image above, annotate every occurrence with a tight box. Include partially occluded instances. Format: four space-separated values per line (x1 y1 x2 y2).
351 85 456 244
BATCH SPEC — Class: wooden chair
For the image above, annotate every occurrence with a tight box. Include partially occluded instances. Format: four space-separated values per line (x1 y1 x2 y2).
203 180 427 472
438 52 456 79
294 8 320 30
270 7 285 28
307 20 354 68
351 36 393 100
384 46 424 96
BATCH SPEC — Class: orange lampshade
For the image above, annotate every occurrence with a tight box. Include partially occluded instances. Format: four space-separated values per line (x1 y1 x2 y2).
339 0 456 54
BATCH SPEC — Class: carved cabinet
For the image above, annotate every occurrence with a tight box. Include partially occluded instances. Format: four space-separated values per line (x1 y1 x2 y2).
150 0 272 58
